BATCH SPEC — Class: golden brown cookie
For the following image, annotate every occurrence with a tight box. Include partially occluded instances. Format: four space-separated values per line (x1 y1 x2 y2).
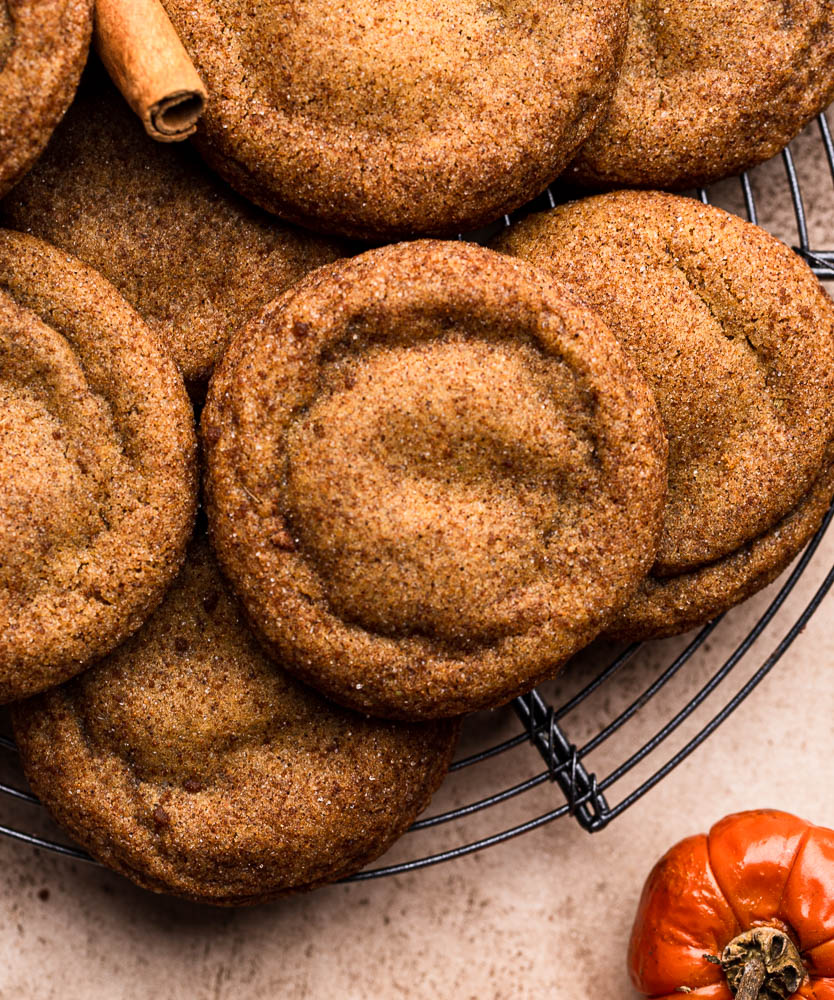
11 538 459 905
0 230 197 702
567 1 834 190
160 0 629 239
202 240 668 719
1 67 348 385
0 0 92 197
494 190 834 638
608 448 834 639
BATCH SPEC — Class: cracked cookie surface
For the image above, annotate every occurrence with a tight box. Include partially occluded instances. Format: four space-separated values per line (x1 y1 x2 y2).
12 538 458 905
202 240 667 718
494 190 834 637
0 230 197 700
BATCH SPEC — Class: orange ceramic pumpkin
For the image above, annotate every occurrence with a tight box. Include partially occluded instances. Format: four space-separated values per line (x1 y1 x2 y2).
629 810 834 999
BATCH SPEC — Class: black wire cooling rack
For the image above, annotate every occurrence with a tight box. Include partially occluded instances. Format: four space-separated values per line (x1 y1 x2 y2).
1 115 834 883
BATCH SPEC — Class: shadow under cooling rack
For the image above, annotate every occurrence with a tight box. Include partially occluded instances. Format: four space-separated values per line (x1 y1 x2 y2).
2 114 834 882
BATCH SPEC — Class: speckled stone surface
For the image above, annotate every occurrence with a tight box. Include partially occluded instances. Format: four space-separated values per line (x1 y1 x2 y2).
1 537 833 998
0 117 831 1000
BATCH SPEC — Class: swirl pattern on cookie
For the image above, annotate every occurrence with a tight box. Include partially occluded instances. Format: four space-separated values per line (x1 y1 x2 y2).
203 241 667 718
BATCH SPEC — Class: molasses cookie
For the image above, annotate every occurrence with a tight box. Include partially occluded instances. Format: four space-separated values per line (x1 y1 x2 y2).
11 539 459 905
202 240 667 719
610 447 834 639
495 190 834 638
0 0 92 197
160 0 629 239
0 230 197 702
1 70 348 385
567 1 834 190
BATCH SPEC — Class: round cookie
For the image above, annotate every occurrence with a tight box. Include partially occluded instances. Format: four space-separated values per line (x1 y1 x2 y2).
0 230 197 702
1 68 348 385
567 1 834 190
0 0 92 197
11 539 459 905
160 0 629 239
608 447 834 639
202 240 668 719
494 190 834 637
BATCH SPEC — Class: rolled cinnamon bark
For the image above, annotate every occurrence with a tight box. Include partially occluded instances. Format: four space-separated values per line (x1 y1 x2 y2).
94 0 207 142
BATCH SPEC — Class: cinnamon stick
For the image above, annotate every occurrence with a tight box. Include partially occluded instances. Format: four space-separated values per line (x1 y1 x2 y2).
94 0 208 142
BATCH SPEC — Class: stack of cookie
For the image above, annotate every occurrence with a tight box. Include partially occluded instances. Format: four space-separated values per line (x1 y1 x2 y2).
1 0 833 905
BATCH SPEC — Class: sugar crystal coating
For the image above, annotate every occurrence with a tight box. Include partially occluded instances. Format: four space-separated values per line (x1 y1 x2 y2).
1 71 348 384
203 240 668 718
161 0 629 238
0 231 197 701
0 0 92 197
12 538 457 904
495 190 834 637
568 1 834 189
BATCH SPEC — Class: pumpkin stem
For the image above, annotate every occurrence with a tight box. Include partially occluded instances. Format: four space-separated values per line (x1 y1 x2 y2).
735 956 766 1000
721 927 804 1000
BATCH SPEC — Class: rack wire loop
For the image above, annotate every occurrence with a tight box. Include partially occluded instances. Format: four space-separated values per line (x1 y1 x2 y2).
1 113 834 880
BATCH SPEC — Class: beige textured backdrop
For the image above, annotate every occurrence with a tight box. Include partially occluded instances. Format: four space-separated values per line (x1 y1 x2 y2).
0 116 832 999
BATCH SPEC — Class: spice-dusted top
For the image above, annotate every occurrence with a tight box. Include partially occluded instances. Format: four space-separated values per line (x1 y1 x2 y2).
160 0 628 239
202 239 668 719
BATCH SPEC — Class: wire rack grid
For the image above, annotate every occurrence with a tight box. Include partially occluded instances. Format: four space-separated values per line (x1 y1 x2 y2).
1 114 834 883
